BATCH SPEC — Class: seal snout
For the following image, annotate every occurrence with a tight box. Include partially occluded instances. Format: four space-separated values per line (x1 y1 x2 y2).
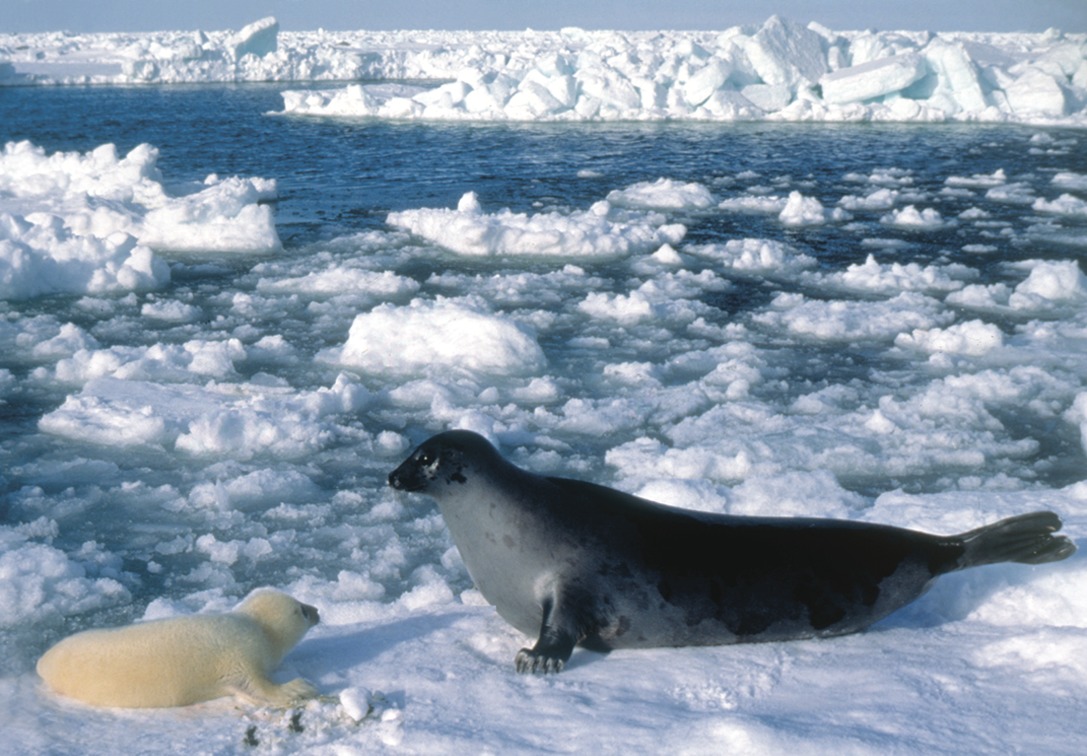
388 463 425 492
387 469 409 491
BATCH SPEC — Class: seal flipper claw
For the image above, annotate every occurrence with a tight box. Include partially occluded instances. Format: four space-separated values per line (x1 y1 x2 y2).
515 646 567 674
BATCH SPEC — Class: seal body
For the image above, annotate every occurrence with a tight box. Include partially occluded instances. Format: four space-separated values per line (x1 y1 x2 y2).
37 588 320 708
388 430 1076 673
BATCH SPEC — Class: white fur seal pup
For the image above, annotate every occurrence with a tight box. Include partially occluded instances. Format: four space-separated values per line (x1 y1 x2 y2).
37 588 320 708
388 430 1076 673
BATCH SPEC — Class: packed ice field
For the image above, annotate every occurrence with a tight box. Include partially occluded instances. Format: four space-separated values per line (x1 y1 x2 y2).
2 14 1087 756
2 15 1087 125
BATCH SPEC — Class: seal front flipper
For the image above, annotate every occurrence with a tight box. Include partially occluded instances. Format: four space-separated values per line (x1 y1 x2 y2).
231 673 319 708
515 594 577 674
515 632 575 674
514 588 598 674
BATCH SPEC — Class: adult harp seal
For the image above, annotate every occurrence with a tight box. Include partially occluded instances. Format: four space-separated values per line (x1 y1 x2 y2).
388 430 1075 673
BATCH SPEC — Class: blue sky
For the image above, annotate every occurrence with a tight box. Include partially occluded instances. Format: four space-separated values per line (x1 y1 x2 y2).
2 0 1084 34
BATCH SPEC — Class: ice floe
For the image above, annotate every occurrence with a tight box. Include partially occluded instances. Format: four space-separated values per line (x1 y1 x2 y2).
0 141 280 300
386 191 686 259
2 16 1086 125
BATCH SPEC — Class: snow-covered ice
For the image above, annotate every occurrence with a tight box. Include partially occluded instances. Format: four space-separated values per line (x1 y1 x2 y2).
0 141 279 299
323 297 547 378
268 17 1087 125
2 16 1087 125
385 191 686 259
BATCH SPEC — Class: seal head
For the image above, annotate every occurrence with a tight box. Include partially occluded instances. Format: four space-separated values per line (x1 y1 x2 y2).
388 429 482 493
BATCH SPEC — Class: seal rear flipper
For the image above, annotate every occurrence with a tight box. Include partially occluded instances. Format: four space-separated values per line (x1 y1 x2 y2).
955 511 1076 569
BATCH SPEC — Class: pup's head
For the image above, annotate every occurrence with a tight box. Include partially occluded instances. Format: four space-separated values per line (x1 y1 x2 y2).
236 588 319 659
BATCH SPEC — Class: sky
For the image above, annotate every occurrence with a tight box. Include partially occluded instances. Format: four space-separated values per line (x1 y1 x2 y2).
1 0 1084 34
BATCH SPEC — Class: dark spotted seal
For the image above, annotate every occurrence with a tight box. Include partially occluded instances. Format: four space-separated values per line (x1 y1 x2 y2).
388 430 1075 673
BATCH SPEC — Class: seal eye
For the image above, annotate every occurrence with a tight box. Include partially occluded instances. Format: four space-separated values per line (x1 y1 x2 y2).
418 451 434 466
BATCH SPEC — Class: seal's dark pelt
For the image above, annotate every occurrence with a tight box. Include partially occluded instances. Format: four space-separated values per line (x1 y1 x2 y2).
388 430 1076 673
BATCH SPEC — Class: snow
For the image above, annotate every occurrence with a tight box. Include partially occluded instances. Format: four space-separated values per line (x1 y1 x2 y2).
753 291 953 342
1 14 1087 755
895 320 1005 358
824 255 974 296
38 373 368 460
881 204 953 229
1 526 131 628
687 238 817 275
1 15 1086 125
778 191 840 225
606 178 717 210
322 298 547 378
0 141 279 299
386 191 686 259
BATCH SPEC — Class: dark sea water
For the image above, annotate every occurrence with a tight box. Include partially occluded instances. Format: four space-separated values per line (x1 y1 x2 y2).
4 84 1081 257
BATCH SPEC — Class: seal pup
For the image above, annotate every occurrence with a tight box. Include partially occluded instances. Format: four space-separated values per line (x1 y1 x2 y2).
388 430 1076 673
37 588 320 708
